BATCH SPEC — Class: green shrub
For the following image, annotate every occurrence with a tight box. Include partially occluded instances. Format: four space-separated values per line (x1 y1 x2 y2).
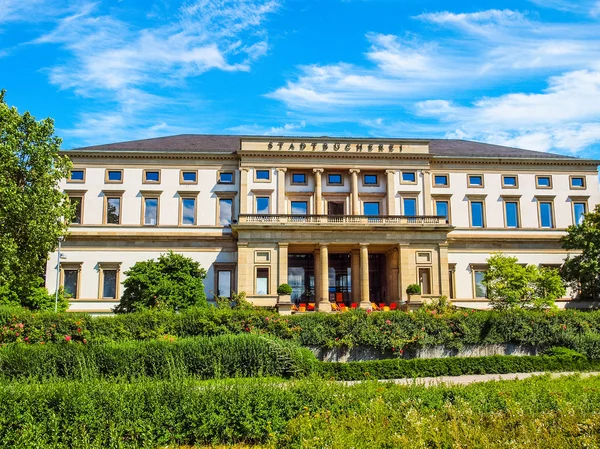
406 284 421 295
277 283 293 295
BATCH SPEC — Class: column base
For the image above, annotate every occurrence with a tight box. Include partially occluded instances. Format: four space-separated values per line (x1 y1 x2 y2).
359 300 372 310
317 300 332 313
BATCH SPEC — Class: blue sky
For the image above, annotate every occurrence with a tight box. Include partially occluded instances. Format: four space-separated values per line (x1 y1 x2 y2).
1 0 600 157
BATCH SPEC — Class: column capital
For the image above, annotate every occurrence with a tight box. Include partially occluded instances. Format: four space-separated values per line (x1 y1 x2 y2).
278 242 289 248
241 167 250 172
319 242 329 248
359 243 370 248
276 167 287 173
385 170 396 175
349 168 361 174
313 168 324 174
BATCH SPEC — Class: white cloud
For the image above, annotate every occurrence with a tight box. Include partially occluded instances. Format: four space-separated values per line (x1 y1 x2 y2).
529 0 600 16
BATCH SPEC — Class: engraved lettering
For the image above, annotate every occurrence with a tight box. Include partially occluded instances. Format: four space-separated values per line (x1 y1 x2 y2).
356 143 363 152
300 142 306 150
345 143 351 151
322 143 328 150
277 142 284 150
267 142 273 150
334 142 340 151
388 144 394 152
378 144 384 152
398 144 403 151
368 144 373 152
289 143 295 151
311 142 318 150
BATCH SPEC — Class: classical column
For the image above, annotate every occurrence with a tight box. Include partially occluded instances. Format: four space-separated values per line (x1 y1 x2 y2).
423 170 432 215
237 243 250 297
438 243 450 296
318 243 332 312
239 168 249 214
278 243 289 286
385 170 396 215
276 168 287 214
313 248 320 306
351 249 360 305
359 243 371 309
350 169 360 215
397 243 409 303
313 168 324 215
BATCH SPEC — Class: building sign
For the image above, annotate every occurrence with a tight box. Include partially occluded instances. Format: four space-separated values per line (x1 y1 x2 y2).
240 139 430 154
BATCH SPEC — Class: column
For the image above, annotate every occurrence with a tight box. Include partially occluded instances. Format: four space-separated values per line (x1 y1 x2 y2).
237 243 251 297
438 243 450 297
313 248 320 307
423 170 432 215
350 169 360 215
313 168 324 215
385 170 396 216
276 168 287 214
239 168 249 214
278 243 289 286
398 243 412 302
359 243 371 309
318 243 331 312
351 249 360 305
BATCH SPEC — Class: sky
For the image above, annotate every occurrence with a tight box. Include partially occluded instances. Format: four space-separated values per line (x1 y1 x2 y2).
1 0 600 158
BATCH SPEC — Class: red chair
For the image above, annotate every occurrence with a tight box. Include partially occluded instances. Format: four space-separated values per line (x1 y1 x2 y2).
307 303 315 311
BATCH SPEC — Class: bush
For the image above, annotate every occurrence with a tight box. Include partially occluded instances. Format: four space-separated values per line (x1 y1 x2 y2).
277 283 293 295
115 251 208 313
406 284 421 295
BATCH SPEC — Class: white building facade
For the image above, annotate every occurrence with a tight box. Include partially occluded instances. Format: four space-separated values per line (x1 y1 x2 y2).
46 135 600 313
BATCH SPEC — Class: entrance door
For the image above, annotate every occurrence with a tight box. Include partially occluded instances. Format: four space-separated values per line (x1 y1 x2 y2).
328 202 344 215
368 254 387 303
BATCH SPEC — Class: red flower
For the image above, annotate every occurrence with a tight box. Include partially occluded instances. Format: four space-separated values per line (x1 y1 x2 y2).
385 320 391 325
24 337 29 341
77 328 81 333
400 349 404 354
64 335 72 342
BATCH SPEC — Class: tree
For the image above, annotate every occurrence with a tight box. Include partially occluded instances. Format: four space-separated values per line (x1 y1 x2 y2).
561 205 600 300
0 90 73 307
115 251 208 313
484 253 564 310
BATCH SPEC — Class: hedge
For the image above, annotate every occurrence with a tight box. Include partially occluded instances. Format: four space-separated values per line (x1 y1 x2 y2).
0 374 599 447
2 306 600 357
0 334 316 381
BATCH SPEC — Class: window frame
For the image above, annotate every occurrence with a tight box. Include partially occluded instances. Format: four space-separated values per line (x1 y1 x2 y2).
433 173 449 187
501 195 521 229
180 170 198 185
570 196 589 225
362 173 379 186
140 190 162 226
67 168 86 183
467 195 487 228
218 171 235 185
535 175 553 189
432 195 452 223
255 266 270 295
401 195 419 217
98 262 121 300
363 201 381 216
569 175 586 190
400 171 417 185
290 200 309 215
501 175 519 189
536 196 555 229
60 262 82 299
214 263 236 299
326 173 344 186
142 169 161 184
255 196 271 214
65 189 86 225
467 174 484 188
291 172 308 186
254 169 272 182
102 190 124 225
417 267 432 295
178 191 200 226
216 192 236 226
470 264 488 298
104 169 124 184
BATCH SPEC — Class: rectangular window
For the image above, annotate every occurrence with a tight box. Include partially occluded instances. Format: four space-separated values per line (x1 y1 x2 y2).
70 196 83 225
403 198 417 216
573 202 587 225
217 270 232 298
144 198 158 226
328 173 342 185
363 174 378 185
256 197 270 214
536 176 552 188
256 268 269 295
363 202 380 216
474 270 487 298
418 268 431 295
401 172 416 183
291 201 308 215
181 171 197 183
292 173 306 184
504 201 519 228
570 176 585 189
219 198 233 225
435 200 449 220
539 202 554 228
105 197 121 225
434 174 448 186
106 170 123 183
502 175 518 188
468 175 483 187
219 172 234 184
102 270 117 299
255 169 270 181
63 269 79 299
144 170 160 183
328 202 344 215
69 170 85 182
470 201 484 227
181 198 196 225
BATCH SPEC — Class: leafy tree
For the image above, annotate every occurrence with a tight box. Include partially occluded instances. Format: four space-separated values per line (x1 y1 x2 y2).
561 205 600 300
0 90 73 308
115 251 208 313
531 267 565 310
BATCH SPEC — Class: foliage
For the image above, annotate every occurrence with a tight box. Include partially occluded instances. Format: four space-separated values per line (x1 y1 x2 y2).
0 374 598 447
0 90 73 307
561 204 600 300
484 253 564 310
115 251 208 313
406 284 421 295
422 295 454 314
277 283 293 295
21 286 69 312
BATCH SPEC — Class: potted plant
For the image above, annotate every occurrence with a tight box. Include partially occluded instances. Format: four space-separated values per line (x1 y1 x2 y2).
406 284 422 302
277 283 293 315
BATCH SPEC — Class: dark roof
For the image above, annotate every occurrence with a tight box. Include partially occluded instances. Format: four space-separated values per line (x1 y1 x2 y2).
67 134 581 160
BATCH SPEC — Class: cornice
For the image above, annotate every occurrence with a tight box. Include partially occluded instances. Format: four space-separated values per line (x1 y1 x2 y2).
431 155 600 167
60 151 237 161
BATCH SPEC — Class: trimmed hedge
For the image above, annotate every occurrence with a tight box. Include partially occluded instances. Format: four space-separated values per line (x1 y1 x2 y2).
2 306 600 357
0 334 316 381
0 374 599 447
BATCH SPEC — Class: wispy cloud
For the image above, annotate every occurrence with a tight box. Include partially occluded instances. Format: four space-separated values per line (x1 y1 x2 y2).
528 0 600 17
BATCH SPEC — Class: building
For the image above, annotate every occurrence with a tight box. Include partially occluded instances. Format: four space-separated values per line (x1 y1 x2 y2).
46 135 600 313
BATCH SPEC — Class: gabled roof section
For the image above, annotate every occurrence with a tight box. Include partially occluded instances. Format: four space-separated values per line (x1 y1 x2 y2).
429 139 576 160
68 134 240 153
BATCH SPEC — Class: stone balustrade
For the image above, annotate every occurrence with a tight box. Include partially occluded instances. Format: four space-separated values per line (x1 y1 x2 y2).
237 214 448 225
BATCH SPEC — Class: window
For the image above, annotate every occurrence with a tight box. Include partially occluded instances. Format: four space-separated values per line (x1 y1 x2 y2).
435 200 449 221
473 270 487 298
502 175 518 188
292 173 307 184
256 197 270 214
181 171 197 184
255 169 271 181
256 268 269 295
219 172 234 184
219 198 233 225
143 197 159 226
570 176 586 189
291 201 308 215
434 174 449 186
401 171 417 184
539 201 554 228
363 202 380 216
328 173 342 185
470 201 485 228
418 267 432 295
536 175 552 188
181 197 196 225
105 170 123 183
102 270 117 298
69 196 83 225
467 175 484 187
504 201 520 228
573 202 587 225
403 198 417 216
68 169 85 182
328 201 344 215
217 270 233 298
143 170 160 183
63 269 79 299
105 196 121 225
363 174 378 185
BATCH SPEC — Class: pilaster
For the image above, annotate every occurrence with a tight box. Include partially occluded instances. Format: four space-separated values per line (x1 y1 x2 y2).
239 168 249 214
318 243 331 312
438 243 450 297
385 170 396 215
276 168 287 214
423 170 432 215
359 243 371 309
350 169 360 215
313 168 324 215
